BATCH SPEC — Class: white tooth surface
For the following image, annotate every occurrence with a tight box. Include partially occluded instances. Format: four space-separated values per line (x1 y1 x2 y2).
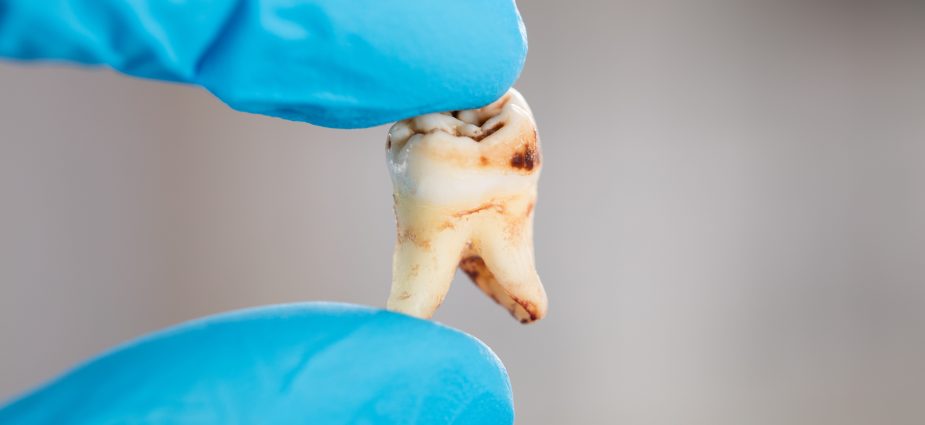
385 88 548 323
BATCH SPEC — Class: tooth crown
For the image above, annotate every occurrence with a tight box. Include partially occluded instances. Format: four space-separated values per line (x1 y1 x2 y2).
387 90 541 206
385 89 548 324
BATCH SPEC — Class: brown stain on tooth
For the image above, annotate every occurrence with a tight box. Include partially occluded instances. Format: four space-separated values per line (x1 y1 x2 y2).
459 256 501 304
453 203 498 218
510 129 540 171
526 148 537 170
459 254 542 324
459 256 481 280
510 146 536 170
510 152 525 169
510 295 540 322
470 121 505 142
479 156 490 166
399 229 431 250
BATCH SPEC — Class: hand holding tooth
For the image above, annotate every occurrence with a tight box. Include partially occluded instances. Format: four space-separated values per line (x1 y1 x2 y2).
385 89 547 323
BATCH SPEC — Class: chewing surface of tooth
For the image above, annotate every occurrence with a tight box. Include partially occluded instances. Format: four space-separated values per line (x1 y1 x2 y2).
385 89 547 323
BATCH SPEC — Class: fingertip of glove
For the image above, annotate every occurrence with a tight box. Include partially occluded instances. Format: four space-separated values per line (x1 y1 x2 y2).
0 302 515 425
199 0 527 129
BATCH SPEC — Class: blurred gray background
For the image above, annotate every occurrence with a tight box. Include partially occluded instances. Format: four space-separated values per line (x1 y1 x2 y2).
2 1 924 424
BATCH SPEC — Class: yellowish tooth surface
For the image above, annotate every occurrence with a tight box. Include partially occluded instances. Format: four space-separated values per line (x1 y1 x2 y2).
385 89 547 323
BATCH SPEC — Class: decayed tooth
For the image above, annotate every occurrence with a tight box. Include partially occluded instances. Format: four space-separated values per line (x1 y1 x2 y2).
385 88 547 323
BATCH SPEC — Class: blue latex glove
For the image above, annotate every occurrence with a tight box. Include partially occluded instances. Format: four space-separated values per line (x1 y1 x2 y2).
0 0 527 128
0 303 514 424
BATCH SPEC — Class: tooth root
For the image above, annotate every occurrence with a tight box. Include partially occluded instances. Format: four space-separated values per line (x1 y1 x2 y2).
458 255 541 323
462 205 547 323
386 201 468 319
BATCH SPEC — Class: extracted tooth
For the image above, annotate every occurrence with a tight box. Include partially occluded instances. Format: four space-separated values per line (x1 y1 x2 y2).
385 88 547 323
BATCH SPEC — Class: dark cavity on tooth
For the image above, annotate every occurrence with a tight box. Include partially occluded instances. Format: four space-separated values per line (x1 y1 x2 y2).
470 121 505 142
511 145 537 170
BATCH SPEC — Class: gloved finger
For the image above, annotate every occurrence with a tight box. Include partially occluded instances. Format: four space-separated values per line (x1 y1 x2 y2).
0 0 527 128
0 0 238 82
198 0 528 128
0 303 514 425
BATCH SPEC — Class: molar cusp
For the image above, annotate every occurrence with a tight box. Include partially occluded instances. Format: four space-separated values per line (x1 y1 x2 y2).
413 113 462 135
477 115 507 141
478 92 513 118
503 90 533 118
453 95 512 127
458 123 484 139
388 122 414 150
455 109 483 126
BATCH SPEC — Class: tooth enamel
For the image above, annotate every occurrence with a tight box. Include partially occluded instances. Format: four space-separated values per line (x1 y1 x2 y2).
385 89 548 323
